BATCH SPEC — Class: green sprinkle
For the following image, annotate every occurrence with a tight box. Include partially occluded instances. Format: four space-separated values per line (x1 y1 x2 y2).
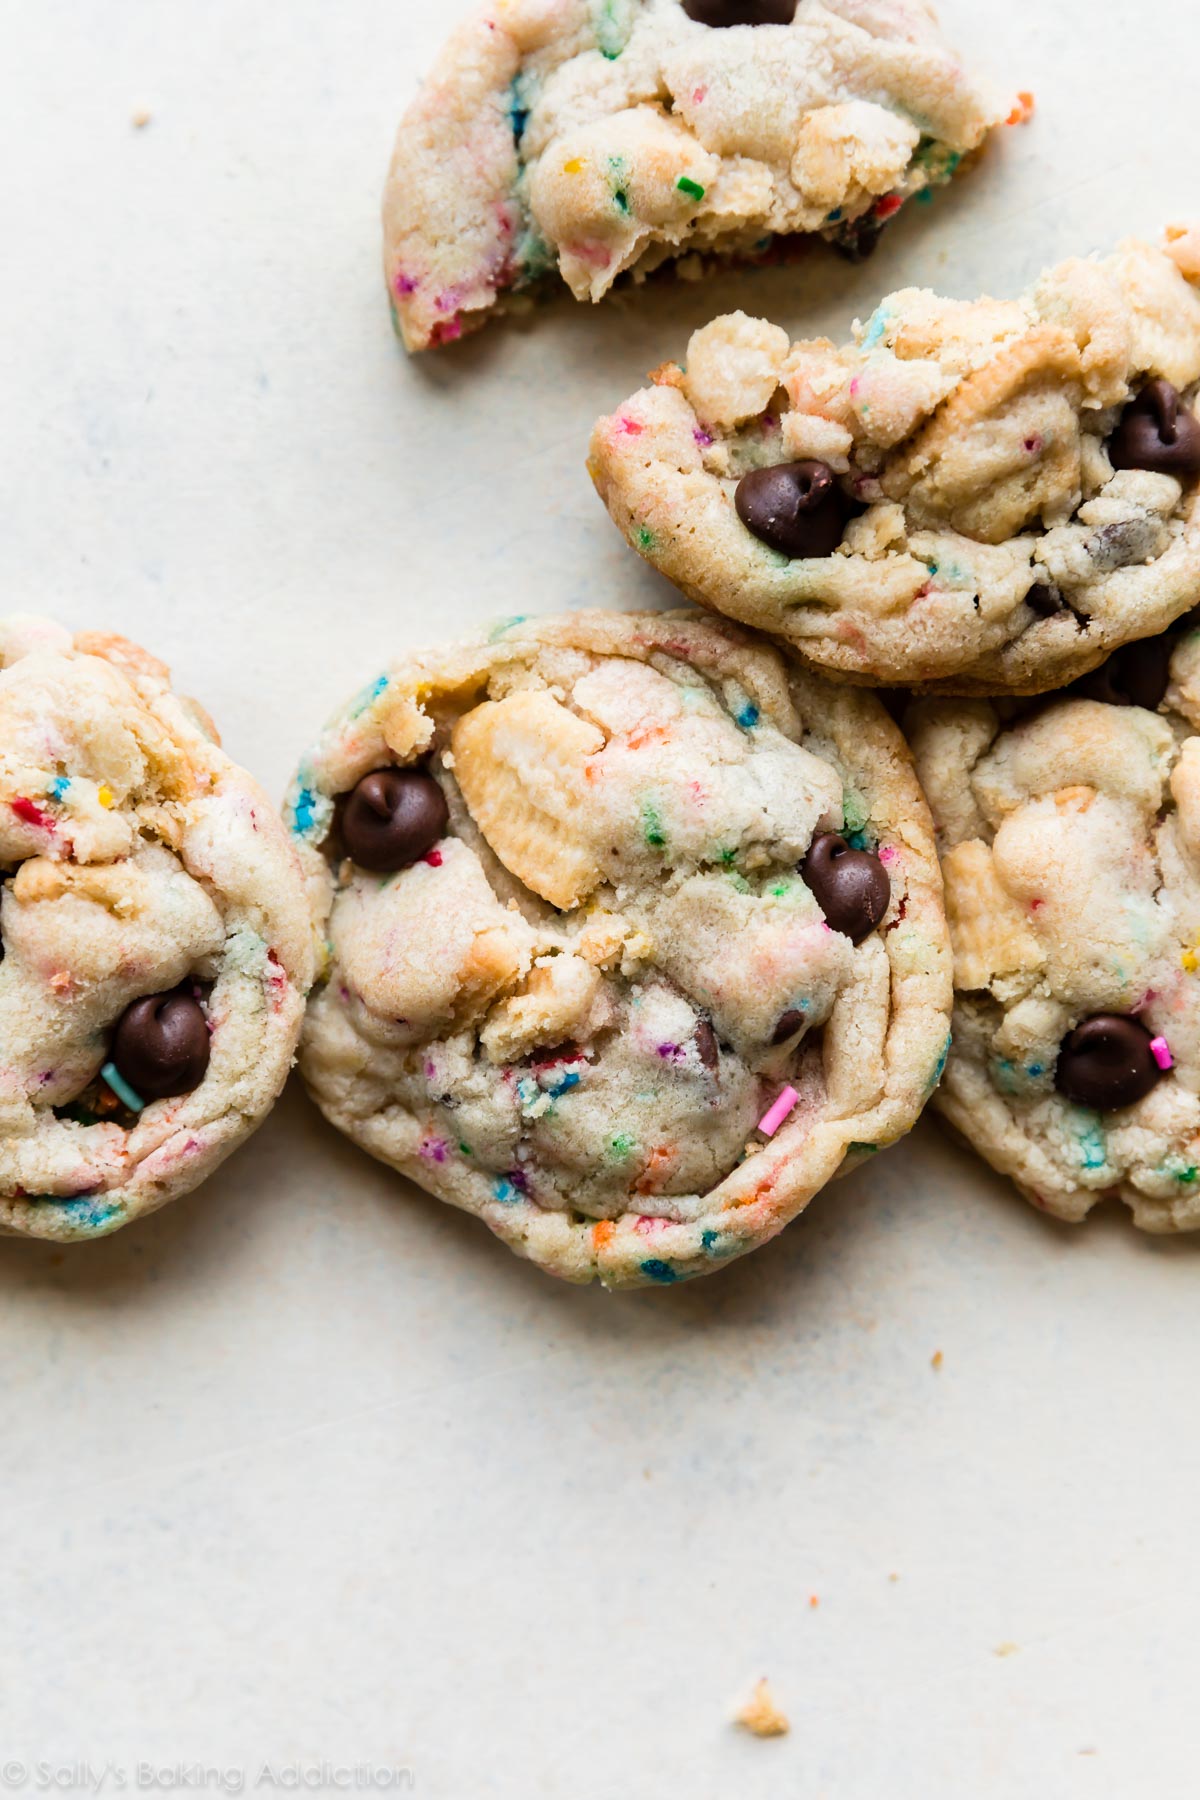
458 1142 473 1157
720 848 737 866
642 802 666 849
610 1132 636 1159
635 524 656 552
613 188 630 215
847 1142 878 1156
676 175 706 202
101 1062 145 1114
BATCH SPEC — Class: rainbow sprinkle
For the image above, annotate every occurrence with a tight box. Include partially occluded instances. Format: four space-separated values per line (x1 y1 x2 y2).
1150 1035 1174 1071
758 1086 799 1137
100 1063 145 1113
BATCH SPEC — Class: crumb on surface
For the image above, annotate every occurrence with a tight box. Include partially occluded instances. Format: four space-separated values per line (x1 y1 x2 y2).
931 1349 944 1370
735 1679 790 1739
131 109 152 129
994 1642 1019 1658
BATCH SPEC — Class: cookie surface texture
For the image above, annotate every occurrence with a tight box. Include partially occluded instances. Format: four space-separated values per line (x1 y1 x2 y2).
590 232 1200 692
384 0 1004 350
287 610 951 1287
0 617 315 1240
909 616 1200 1229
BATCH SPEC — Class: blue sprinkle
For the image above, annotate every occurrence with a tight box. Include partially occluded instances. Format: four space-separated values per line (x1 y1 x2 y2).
700 1229 719 1252
348 673 390 719
640 1258 677 1284
100 1063 145 1113
826 207 844 223
861 305 892 350
926 1034 952 1093
736 704 759 730
1028 1062 1044 1078
50 776 71 800
291 787 318 836
59 1196 122 1232
493 1178 522 1205
488 615 528 643
550 1070 581 1097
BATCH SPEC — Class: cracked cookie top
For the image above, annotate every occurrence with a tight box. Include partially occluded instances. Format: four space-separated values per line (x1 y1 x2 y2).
590 230 1200 692
286 610 950 1286
384 0 1005 351
909 616 1200 1229
0 617 315 1241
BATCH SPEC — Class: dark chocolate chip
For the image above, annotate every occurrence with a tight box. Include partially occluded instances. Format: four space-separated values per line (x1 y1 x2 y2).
800 833 891 944
735 460 848 559
1025 581 1066 617
694 1018 719 1069
681 0 796 23
832 216 883 263
1107 379 1200 477
1054 1014 1162 1111
1075 636 1173 711
111 989 210 1101
771 1008 805 1045
340 767 448 872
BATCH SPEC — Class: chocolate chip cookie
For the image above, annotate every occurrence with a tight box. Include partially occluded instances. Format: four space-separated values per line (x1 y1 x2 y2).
287 610 951 1286
908 611 1200 1228
384 0 1006 350
590 229 1200 692
0 617 315 1240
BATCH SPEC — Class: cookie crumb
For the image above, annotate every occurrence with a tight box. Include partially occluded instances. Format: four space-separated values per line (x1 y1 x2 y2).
131 109 152 129
735 1679 789 1739
994 1642 1019 1658
931 1349 944 1370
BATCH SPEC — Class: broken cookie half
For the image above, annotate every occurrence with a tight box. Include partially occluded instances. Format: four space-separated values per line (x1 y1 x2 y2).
384 0 1009 351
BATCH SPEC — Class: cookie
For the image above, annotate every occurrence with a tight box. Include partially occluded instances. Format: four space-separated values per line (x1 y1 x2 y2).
286 610 951 1287
589 230 1200 693
0 617 315 1241
384 0 1007 351
908 613 1200 1229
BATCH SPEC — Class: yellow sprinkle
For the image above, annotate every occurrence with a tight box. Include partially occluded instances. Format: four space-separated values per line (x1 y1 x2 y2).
1184 948 1198 972
97 785 114 809
562 157 584 174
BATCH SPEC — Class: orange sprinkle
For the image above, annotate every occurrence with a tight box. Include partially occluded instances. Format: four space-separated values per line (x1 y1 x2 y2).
808 1594 819 1609
1006 90 1035 126
931 1350 944 1370
592 1220 615 1248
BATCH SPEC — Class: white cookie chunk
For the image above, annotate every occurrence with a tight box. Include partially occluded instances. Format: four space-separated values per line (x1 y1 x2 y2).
384 0 1007 350
590 233 1200 693
287 610 950 1287
908 615 1200 1230
0 618 315 1241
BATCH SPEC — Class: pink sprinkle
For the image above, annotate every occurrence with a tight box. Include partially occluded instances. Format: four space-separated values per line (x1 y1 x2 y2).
419 1137 449 1164
1150 1035 1174 1071
693 428 714 447
423 847 444 867
616 415 644 437
873 194 903 221
692 86 707 104
393 270 419 297
759 1085 799 1137
1024 434 1043 455
879 845 898 865
635 1214 669 1235
12 797 53 829
430 316 463 346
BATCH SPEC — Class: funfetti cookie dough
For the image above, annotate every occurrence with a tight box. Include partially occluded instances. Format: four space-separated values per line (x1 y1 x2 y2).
589 229 1200 694
286 610 951 1288
908 612 1200 1230
0 617 315 1242
384 0 1007 351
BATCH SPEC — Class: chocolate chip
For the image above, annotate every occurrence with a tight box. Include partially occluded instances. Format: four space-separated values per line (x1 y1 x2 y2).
800 833 891 943
1107 379 1200 477
735 461 848 559
1075 636 1173 711
340 767 448 872
771 1008 805 1044
694 1018 719 1069
1054 1014 1162 1111
681 0 796 23
111 989 210 1101
1026 581 1066 617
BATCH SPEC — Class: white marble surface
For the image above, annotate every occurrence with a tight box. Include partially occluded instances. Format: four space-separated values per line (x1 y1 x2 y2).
3 3 1200 1795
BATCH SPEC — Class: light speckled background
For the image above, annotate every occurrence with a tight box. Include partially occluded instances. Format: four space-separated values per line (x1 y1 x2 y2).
3 4 1200 1795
